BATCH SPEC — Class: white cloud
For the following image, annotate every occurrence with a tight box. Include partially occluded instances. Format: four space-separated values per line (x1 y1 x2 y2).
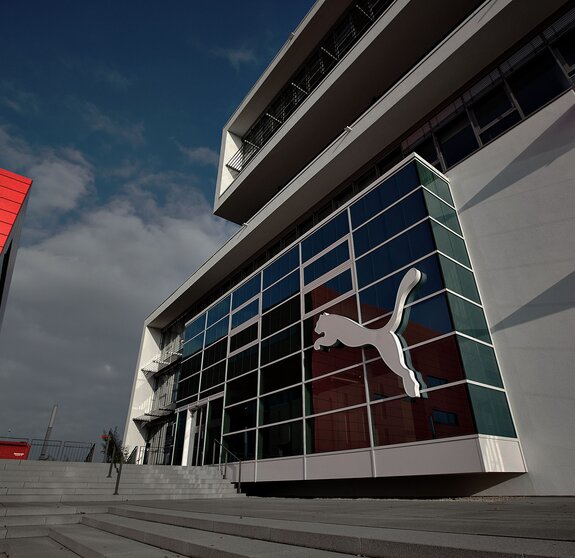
0 82 39 115
177 143 219 167
212 46 257 70
0 132 238 443
83 102 145 146
93 66 131 89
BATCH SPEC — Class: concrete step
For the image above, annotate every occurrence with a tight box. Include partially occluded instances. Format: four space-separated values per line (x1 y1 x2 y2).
0 492 245 503
0 536 81 557
0 480 235 490
3 486 238 496
76 513 357 557
51 523 186 557
107 504 575 558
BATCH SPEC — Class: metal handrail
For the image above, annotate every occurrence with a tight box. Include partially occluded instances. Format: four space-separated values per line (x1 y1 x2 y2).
213 439 242 494
104 430 124 495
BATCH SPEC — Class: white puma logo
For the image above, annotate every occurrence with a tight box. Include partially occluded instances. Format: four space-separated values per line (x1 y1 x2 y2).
313 268 422 398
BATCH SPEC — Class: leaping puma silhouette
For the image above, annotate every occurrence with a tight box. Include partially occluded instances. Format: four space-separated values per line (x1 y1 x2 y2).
314 268 422 397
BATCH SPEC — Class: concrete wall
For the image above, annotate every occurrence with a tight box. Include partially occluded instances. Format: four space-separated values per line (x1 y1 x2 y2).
448 91 575 495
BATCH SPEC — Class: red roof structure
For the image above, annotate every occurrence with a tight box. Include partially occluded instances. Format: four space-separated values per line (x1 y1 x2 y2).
0 168 32 255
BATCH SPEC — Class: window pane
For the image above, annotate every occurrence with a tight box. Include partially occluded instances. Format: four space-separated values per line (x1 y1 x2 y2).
262 270 299 311
371 384 475 446
182 332 204 358
262 296 300 338
225 400 257 433
305 269 353 313
225 371 258 406
437 113 479 168
472 84 514 128
302 212 349 262
304 346 363 380
439 255 480 303
479 112 521 143
350 162 419 228
431 221 471 267
177 374 199 402
223 430 255 461
260 323 301 366
409 335 466 387
306 407 370 454
206 296 230 327
231 299 259 330
200 362 225 391
448 293 491 344
259 421 303 459
554 27 575 68
468 384 516 437
423 190 461 235
416 161 453 205
260 386 303 425
304 242 349 284
412 137 441 170
457 335 502 387
232 275 260 310
263 247 299 288
507 51 569 117
230 323 258 352
181 353 202 380
305 367 365 415
203 338 227 367
353 189 428 257
355 221 436 288
185 314 205 341
204 317 229 347
358 254 443 323
260 353 302 395
228 345 258 380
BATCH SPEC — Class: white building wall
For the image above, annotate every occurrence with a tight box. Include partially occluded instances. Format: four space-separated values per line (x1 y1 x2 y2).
448 91 575 495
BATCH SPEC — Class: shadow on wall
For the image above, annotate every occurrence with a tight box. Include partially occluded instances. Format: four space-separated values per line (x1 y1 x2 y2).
491 270 575 333
460 102 575 212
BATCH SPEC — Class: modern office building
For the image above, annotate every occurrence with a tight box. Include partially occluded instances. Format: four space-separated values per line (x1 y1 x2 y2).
125 0 575 496
0 168 32 334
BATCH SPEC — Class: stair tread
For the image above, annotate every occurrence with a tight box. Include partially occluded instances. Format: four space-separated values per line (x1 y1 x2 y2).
0 536 81 557
51 523 186 557
81 513 357 557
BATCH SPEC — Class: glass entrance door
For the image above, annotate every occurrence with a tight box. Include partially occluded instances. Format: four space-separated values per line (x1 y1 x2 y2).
190 405 207 467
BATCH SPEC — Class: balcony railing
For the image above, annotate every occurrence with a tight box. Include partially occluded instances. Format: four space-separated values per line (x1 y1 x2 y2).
141 336 183 375
226 0 394 174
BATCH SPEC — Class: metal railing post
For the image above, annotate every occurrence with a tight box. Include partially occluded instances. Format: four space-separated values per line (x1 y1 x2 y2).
114 458 123 495
107 445 116 478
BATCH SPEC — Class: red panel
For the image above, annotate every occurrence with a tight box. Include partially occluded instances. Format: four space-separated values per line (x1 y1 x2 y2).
0 441 31 460
0 222 11 236
0 185 26 204
0 197 20 214
0 210 17 225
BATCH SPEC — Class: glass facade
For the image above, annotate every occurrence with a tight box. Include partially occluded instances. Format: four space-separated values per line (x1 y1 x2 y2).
174 158 517 464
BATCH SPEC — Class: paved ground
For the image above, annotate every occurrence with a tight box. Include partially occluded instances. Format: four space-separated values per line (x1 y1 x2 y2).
126 496 575 542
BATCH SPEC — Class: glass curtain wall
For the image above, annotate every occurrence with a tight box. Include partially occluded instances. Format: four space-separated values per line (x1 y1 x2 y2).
176 156 517 465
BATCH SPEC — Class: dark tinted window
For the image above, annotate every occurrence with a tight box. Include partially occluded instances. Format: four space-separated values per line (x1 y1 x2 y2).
232 275 260 310
223 430 255 460
230 323 258 352
355 221 435 288
261 324 301 366
507 51 569 116
182 332 203 358
228 346 259 379
231 299 259 329
554 27 575 70
437 112 479 168
350 162 419 227
203 338 227 367
184 314 205 341
204 317 228 347
263 247 299 288
301 212 349 262
305 368 365 416
306 407 370 454
303 242 349 284
181 353 202 380
262 296 300 338
225 400 257 432
305 269 353 313
260 386 303 425
206 296 230 327
457 335 502 387
201 361 226 390
226 371 258 405
353 190 427 257
259 421 303 459
260 354 302 394
469 384 516 438
262 270 299 311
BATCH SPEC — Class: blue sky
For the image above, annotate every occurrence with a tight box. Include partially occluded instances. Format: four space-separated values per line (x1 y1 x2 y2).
0 1 313 446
